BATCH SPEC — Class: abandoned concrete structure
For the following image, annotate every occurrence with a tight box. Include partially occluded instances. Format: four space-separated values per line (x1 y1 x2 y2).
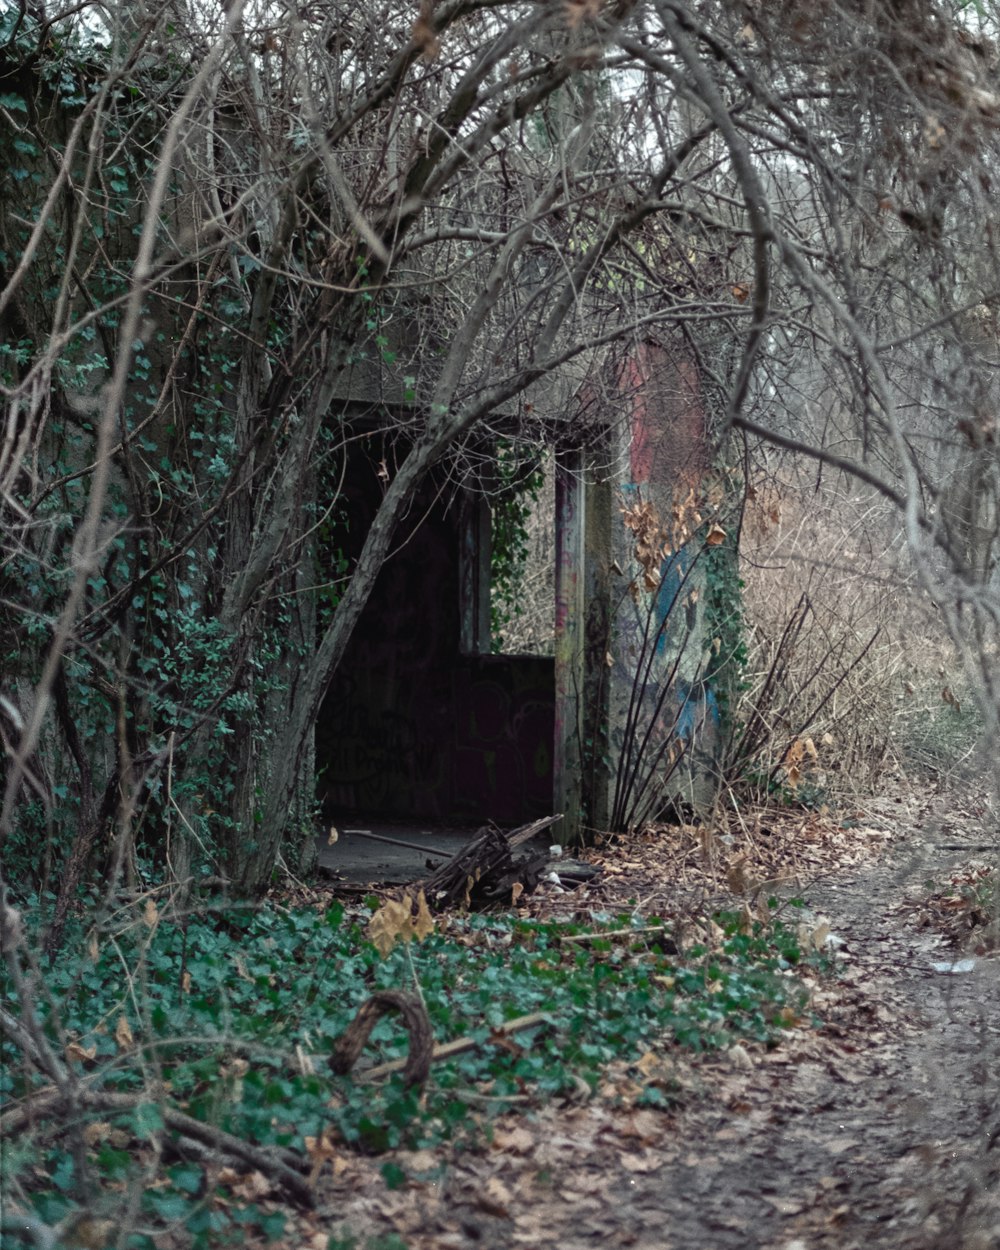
317 335 720 843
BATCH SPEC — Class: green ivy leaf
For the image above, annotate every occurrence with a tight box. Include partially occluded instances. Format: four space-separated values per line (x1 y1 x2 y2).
380 1161 407 1190
131 1101 165 1139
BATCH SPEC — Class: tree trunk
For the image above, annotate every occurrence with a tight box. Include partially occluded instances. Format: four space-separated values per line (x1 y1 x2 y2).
238 439 433 894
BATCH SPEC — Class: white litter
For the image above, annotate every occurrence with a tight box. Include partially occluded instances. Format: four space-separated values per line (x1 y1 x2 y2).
930 958 976 974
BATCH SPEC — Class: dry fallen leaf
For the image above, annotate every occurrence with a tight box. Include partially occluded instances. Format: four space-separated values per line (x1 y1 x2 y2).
82 1121 113 1146
729 1043 754 1070
760 1194 805 1216
114 1015 134 1052
397 1148 439 1174
412 890 434 941
367 891 436 957
72 1218 117 1249
66 1041 97 1065
218 1168 272 1200
634 1051 662 1079
305 1130 351 1184
727 855 751 895
619 1151 662 1174
492 1125 535 1155
621 1108 664 1144
477 1175 514 1217
367 897 413 957
81 1121 129 1149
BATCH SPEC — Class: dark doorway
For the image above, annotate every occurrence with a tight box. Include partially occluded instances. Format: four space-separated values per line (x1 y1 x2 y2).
316 433 555 827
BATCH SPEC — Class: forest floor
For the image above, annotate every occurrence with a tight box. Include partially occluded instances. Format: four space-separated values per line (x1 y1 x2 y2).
291 783 999 1250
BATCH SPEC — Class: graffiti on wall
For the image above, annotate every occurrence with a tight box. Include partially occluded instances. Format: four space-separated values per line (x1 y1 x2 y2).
608 340 721 821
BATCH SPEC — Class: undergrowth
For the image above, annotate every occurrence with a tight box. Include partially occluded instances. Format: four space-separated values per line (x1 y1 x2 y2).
920 863 1000 953
1 897 824 1247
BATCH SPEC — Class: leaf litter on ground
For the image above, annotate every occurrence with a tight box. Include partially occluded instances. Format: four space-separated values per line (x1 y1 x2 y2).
290 782 1000 1250
10 782 980 1250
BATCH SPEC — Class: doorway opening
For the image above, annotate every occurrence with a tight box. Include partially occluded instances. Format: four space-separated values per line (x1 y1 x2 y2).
316 432 556 832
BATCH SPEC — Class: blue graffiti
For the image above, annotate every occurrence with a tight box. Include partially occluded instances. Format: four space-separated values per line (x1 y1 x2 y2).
673 677 720 742
654 547 691 655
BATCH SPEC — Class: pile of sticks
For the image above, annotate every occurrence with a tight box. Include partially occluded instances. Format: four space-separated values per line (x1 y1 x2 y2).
418 814 563 910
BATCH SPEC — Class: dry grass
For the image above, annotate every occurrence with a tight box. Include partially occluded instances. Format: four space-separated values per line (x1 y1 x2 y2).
492 458 990 802
734 471 988 799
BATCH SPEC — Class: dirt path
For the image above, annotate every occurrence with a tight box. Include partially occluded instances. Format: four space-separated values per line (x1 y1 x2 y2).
605 827 1000 1250
309 803 999 1250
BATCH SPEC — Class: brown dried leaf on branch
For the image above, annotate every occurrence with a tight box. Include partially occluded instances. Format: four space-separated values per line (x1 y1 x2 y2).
366 890 435 957
621 497 667 588
670 487 705 550
564 0 602 29
784 736 822 788
114 1015 134 1052
942 686 961 711
411 0 440 59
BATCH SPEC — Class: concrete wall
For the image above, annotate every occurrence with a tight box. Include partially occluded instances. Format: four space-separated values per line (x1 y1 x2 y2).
554 339 720 840
607 340 720 823
319 334 719 838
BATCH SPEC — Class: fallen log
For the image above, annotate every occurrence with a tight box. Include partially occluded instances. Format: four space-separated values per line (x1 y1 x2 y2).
330 990 432 1086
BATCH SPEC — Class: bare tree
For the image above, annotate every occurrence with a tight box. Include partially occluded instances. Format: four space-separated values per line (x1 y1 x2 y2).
4 0 1000 909
0 0 747 901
